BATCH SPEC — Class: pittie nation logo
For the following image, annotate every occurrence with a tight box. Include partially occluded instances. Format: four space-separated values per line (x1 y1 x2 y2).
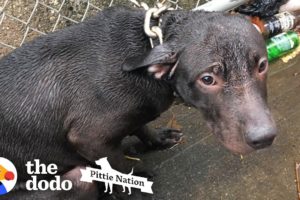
0 157 17 195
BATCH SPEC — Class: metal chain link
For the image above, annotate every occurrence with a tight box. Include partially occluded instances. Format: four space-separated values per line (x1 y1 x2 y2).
0 0 102 56
0 0 204 57
143 2 173 48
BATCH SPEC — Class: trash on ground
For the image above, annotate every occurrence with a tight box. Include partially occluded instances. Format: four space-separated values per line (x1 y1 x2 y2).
266 31 299 62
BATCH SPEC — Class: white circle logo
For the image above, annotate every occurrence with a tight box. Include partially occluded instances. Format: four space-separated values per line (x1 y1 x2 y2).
0 157 17 195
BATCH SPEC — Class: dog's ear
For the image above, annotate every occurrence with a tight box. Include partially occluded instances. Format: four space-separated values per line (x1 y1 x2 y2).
122 44 178 79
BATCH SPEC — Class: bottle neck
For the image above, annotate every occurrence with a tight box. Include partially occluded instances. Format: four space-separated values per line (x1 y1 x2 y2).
251 11 300 38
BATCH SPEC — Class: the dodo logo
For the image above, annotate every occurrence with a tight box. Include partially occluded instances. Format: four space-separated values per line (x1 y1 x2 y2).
0 157 17 195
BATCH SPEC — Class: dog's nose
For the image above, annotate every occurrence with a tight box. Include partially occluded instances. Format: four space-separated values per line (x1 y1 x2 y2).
246 126 277 149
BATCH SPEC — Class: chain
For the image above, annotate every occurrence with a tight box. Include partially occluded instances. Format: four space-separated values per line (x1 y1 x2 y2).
130 0 173 48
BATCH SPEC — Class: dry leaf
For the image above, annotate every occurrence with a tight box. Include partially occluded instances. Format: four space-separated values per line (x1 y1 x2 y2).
167 114 182 130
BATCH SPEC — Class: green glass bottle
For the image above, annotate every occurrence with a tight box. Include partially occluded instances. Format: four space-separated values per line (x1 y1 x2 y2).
267 31 300 62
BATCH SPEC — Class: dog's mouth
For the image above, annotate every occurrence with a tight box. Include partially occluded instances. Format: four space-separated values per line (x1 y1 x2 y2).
217 138 255 155
206 121 255 155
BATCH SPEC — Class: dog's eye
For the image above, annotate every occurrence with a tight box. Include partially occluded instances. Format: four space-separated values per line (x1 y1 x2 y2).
201 75 215 85
258 58 268 73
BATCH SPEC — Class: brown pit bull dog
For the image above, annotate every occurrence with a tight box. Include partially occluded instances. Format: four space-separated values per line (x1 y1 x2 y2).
0 5 277 200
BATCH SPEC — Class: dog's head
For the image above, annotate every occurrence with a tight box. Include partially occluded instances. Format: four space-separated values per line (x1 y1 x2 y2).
123 12 277 155
95 157 111 169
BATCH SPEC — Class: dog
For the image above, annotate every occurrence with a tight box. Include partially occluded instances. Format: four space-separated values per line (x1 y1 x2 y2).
0 4 277 199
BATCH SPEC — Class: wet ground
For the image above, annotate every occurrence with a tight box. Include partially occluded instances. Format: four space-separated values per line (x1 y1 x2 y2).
118 55 300 200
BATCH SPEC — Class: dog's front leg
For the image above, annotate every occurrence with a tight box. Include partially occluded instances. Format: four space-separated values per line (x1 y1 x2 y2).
133 125 183 149
127 187 132 195
67 123 134 174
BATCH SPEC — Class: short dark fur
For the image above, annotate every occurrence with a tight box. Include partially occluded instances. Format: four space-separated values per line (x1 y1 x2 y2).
0 6 276 199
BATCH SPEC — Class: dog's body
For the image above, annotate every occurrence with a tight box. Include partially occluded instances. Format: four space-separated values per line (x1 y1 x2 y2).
0 6 276 199
1 7 180 199
1 5 173 177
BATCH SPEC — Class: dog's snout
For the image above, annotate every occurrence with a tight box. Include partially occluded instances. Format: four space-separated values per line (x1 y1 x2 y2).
245 126 277 149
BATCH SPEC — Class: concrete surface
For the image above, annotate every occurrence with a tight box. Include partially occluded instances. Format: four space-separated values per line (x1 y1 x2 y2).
116 55 300 200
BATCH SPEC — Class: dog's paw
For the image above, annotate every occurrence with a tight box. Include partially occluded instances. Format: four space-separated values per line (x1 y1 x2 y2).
148 128 183 149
